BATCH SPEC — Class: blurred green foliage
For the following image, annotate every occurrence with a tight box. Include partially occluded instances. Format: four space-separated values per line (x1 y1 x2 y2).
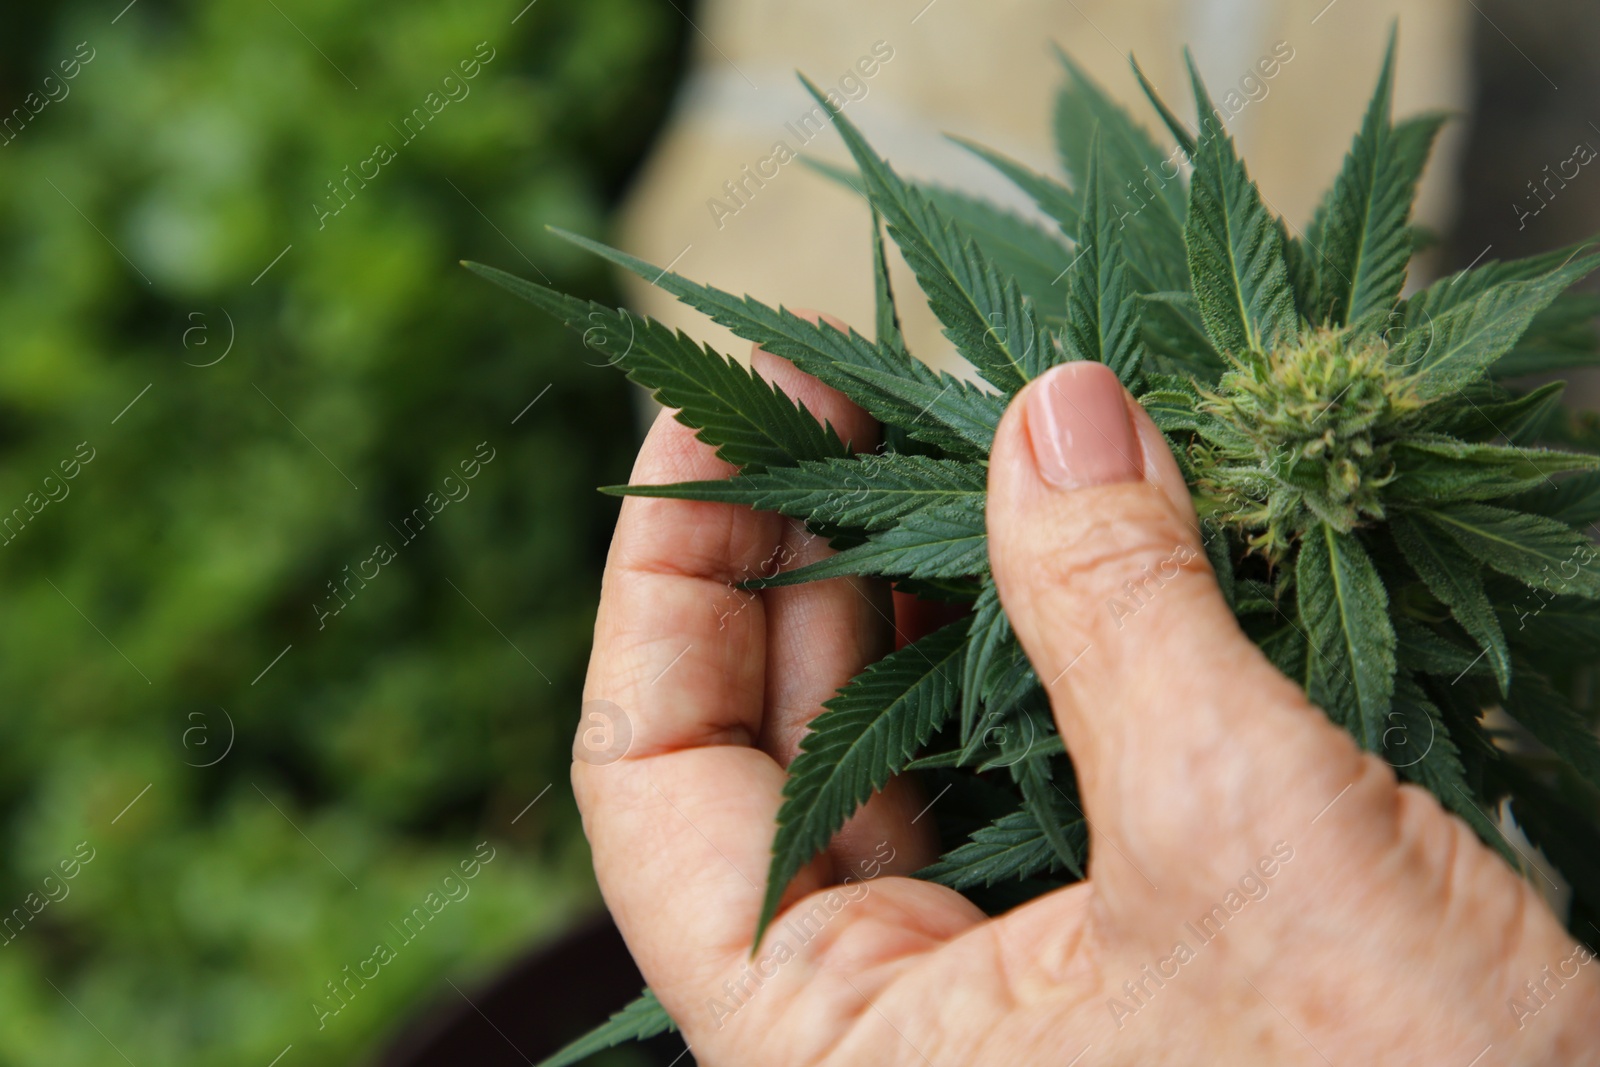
0 0 683 1062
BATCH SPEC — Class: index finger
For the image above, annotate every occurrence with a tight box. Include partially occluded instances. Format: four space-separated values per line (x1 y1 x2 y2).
574 406 832 1002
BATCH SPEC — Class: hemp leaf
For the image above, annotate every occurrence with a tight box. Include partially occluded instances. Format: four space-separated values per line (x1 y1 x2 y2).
473 31 1600 1062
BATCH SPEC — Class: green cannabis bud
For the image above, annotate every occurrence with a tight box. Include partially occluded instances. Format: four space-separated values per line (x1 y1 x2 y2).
1193 328 1424 561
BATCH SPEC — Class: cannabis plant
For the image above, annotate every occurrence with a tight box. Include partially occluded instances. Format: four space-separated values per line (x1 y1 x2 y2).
469 33 1600 1064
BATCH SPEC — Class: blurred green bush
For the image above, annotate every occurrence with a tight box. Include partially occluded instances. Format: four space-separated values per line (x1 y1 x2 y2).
0 0 684 1062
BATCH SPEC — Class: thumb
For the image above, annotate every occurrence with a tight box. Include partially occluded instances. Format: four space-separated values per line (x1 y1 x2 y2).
987 362 1365 891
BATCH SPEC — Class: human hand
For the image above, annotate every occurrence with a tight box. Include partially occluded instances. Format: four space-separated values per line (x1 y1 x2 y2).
574 343 1600 1065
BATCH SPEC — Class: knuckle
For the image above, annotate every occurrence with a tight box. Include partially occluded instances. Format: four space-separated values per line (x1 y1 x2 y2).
1390 782 1527 935
1291 748 1407 881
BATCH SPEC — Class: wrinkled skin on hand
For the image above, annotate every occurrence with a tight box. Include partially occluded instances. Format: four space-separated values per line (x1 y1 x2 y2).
574 338 1600 1067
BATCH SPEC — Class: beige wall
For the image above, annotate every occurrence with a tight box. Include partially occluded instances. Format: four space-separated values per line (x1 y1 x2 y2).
617 0 1472 371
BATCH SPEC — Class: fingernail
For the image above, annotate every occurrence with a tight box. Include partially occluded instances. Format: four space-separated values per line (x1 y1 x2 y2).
1025 362 1141 489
